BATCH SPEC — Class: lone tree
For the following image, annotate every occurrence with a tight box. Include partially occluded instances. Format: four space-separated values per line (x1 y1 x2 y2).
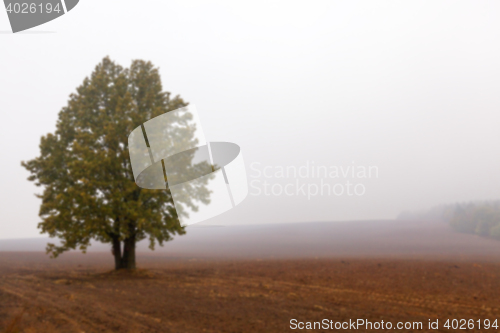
22 57 205 270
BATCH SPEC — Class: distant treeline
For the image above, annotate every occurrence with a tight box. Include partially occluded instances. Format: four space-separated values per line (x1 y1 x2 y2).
398 201 500 239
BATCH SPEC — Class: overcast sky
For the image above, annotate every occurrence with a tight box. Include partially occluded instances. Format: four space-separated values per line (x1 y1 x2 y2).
1 0 500 239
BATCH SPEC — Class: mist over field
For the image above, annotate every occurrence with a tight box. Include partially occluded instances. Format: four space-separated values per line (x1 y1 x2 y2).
2 220 500 262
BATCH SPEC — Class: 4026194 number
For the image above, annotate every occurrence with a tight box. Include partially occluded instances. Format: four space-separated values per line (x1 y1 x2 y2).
444 319 498 330
5 2 61 14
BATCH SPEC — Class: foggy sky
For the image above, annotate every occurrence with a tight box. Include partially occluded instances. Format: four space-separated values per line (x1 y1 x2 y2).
1 0 500 239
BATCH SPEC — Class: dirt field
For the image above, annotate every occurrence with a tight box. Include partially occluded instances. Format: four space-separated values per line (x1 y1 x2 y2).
1 252 500 333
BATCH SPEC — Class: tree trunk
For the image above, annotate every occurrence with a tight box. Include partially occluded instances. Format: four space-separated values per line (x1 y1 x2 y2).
112 236 122 270
110 219 137 270
121 236 136 270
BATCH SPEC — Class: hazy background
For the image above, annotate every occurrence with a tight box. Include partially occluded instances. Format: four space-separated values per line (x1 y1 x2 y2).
1 0 500 239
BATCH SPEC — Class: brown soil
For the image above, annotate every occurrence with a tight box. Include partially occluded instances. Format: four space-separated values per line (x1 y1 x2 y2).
1 252 500 332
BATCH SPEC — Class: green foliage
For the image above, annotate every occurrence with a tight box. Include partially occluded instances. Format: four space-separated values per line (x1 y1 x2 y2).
22 57 202 265
398 201 500 240
448 202 500 237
